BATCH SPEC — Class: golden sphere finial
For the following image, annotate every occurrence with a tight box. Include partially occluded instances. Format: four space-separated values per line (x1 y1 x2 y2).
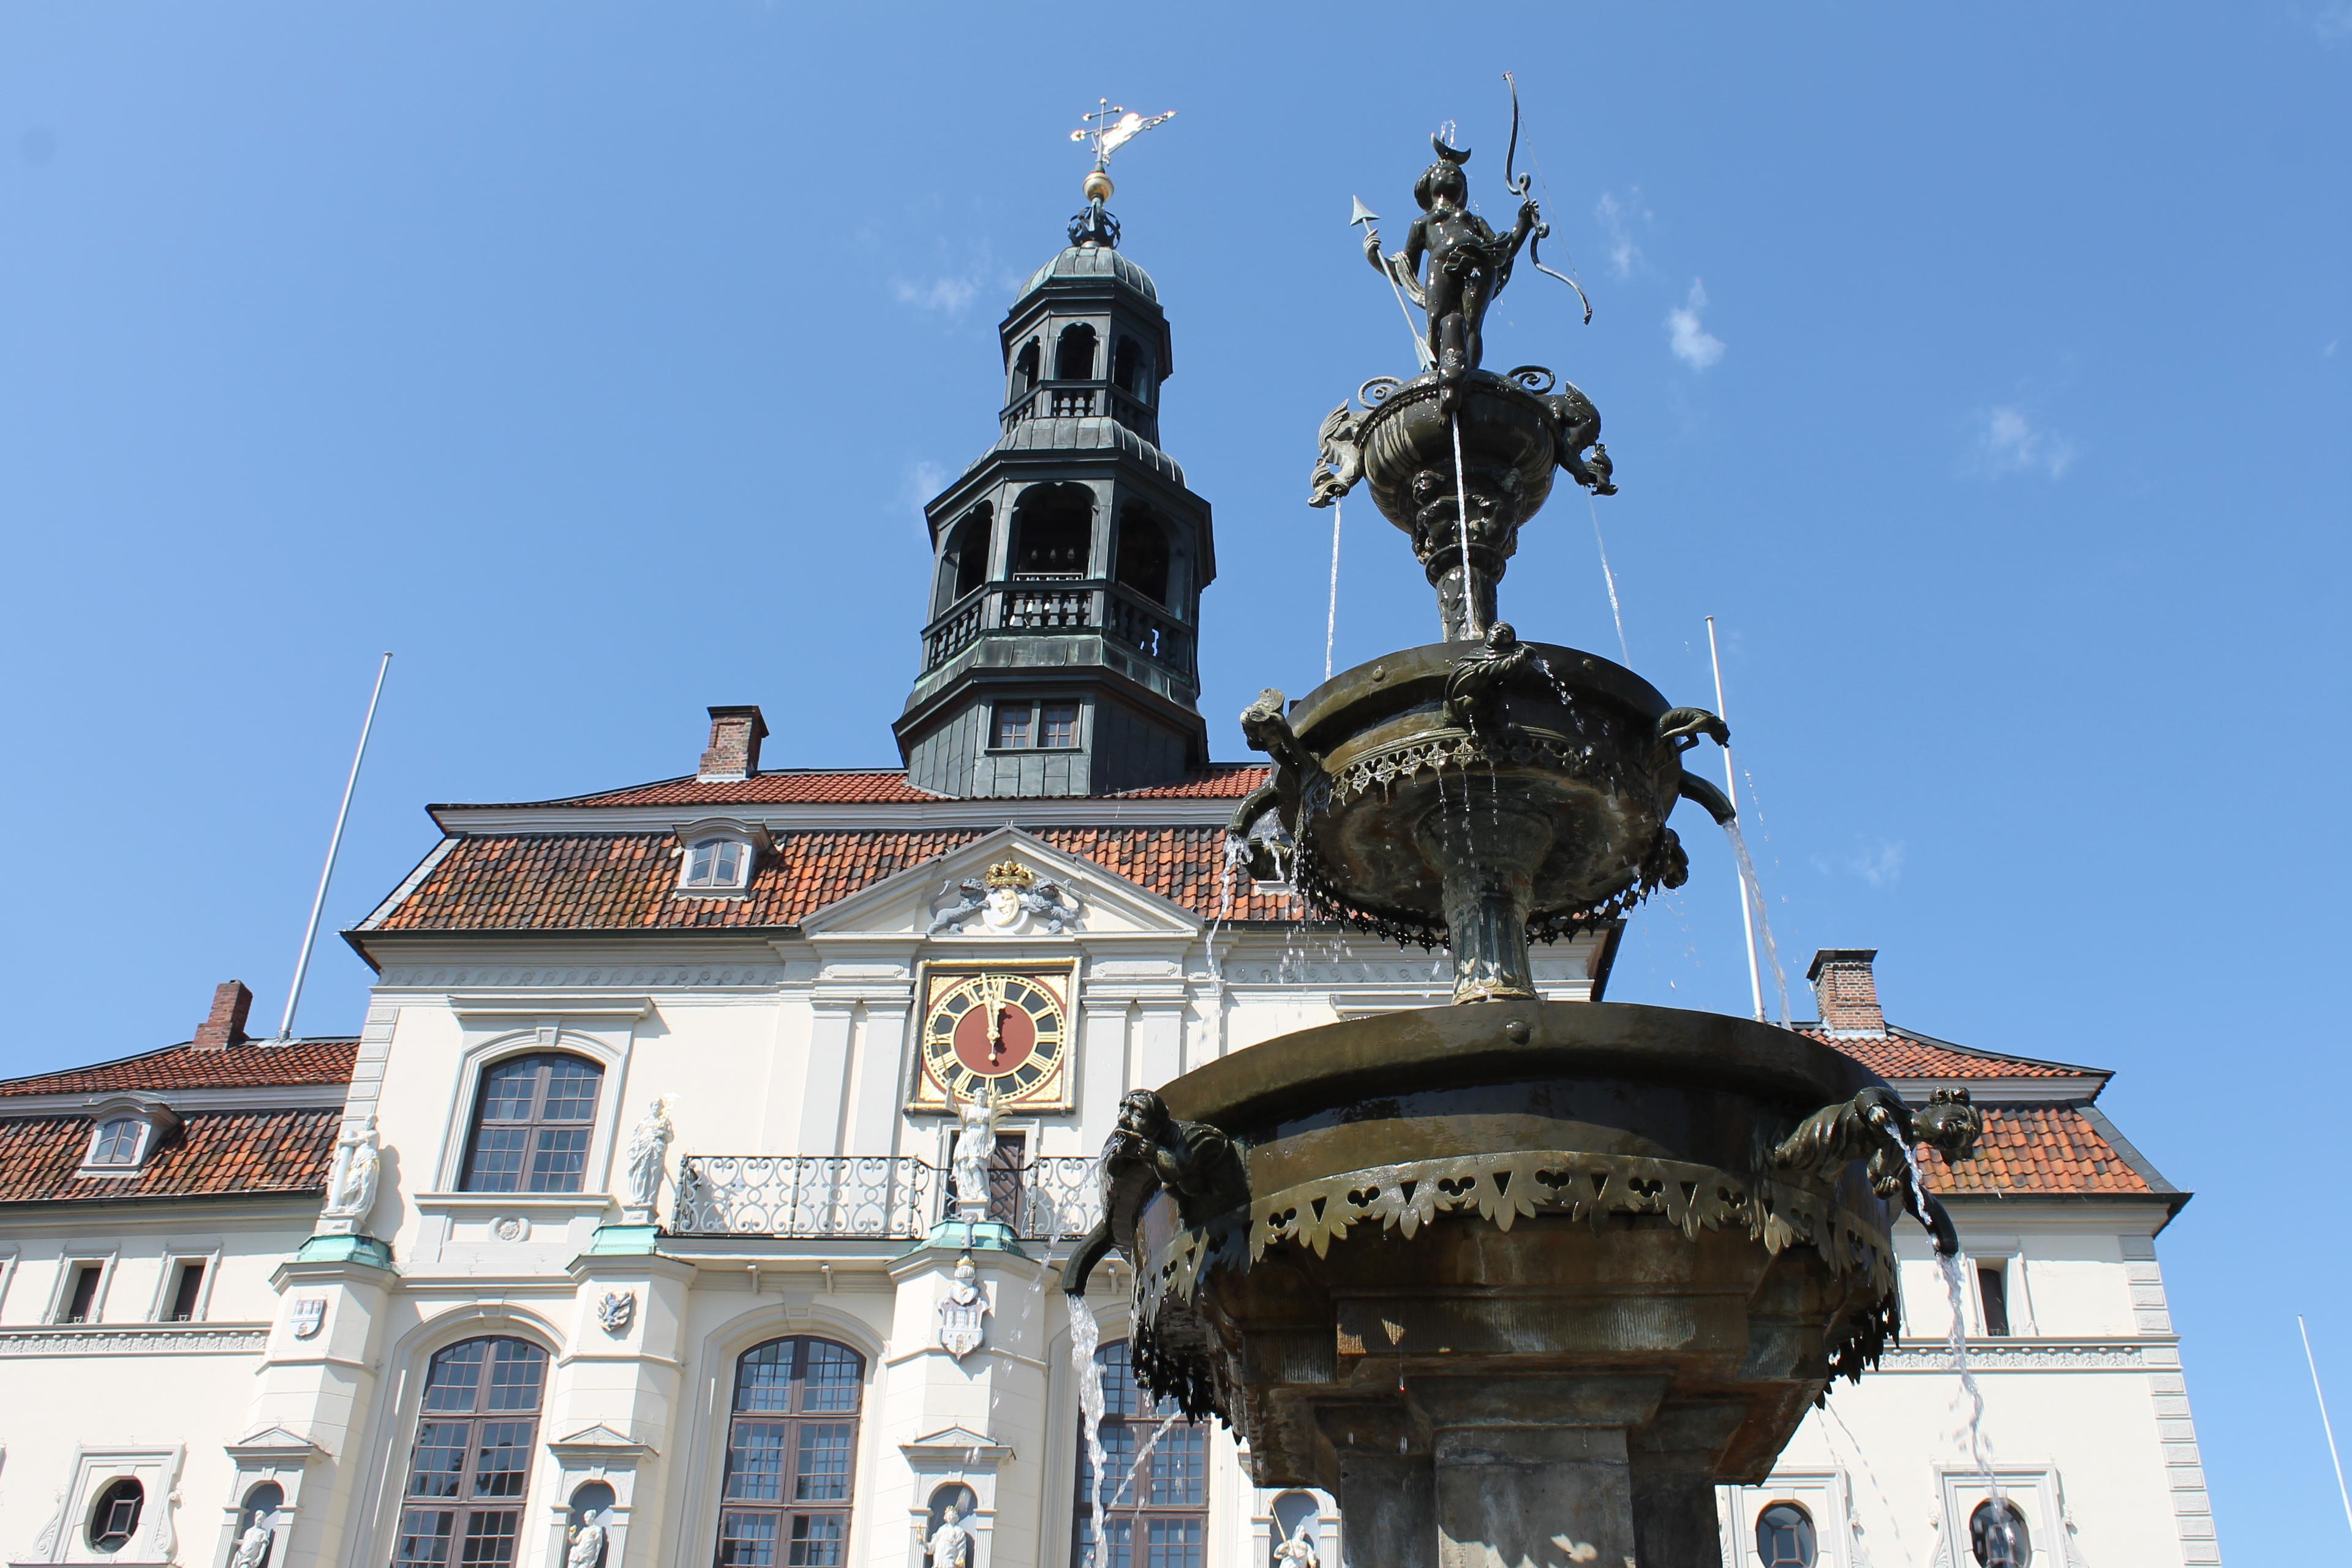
1083 170 1114 205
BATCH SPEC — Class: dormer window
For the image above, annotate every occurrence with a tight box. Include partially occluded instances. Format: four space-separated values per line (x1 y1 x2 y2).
673 818 767 897
78 1098 176 1175
685 839 745 888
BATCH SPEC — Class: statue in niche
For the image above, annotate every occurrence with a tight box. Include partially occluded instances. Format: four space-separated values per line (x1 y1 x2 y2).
230 1520 272 1568
622 1096 676 1212
324 1114 381 1223
926 1504 974 1568
1274 1517 1319 1568
565 1515 607 1568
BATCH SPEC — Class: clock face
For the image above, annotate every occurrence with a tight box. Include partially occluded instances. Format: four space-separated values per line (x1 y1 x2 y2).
921 971 1069 1103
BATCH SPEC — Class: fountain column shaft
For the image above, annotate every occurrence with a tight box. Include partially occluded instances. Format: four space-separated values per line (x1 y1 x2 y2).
1417 804 1553 1004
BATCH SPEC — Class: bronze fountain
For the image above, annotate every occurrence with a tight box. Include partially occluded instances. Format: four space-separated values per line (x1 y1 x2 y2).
1066 128 1982 1568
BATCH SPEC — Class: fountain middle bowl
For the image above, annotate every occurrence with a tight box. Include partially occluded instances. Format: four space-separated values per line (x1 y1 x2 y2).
1277 640 1702 947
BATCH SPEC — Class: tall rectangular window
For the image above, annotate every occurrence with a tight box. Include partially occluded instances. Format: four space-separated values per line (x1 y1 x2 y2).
167 1261 206 1322
992 704 1032 749
1977 1261 2011 1337
461 1053 604 1194
61 1263 102 1324
1040 703 1080 749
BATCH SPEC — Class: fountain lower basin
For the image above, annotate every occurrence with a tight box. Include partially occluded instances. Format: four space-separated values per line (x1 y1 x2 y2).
1091 1001 1901 1568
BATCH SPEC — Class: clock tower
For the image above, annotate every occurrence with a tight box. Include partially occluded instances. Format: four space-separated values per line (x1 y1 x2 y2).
893 168 1216 797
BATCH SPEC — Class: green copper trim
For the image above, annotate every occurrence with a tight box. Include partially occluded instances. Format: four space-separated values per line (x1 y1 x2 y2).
294 1234 394 1270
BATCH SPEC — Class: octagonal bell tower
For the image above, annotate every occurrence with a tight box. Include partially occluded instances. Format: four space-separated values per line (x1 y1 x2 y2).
895 172 1215 798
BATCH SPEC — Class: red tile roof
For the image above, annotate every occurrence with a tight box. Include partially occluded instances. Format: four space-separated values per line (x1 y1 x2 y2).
0 1039 358 1098
0 1108 342 1203
443 764 1272 812
515 770 948 809
370 826 1305 932
1802 1028 2086 1081
1916 1105 2157 1197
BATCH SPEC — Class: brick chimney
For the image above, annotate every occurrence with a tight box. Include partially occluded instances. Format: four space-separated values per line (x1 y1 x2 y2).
697 705 768 783
194 980 254 1051
1807 949 1885 1033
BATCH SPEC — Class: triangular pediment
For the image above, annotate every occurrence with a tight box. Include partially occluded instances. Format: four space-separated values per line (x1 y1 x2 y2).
228 1425 325 1458
800 826 1201 941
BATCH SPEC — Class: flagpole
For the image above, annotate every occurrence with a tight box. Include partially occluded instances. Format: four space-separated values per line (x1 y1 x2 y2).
2301 1315 2352 1546
277 654 393 1041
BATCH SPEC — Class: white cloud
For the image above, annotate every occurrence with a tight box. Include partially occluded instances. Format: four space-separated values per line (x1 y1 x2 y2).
1973 404 2076 480
1594 190 1645 279
1813 838 1907 890
902 461 948 511
891 274 982 315
1666 279 1725 370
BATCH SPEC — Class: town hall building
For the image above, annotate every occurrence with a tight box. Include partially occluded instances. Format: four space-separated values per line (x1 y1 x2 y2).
0 189 2221 1568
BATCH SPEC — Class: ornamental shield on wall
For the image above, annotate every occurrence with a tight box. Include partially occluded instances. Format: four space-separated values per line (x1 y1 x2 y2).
291 1297 326 1340
937 1254 989 1360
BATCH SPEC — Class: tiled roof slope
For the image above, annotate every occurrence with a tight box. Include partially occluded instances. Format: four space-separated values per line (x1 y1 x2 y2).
0 1108 341 1203
1915 1105 2160 1197
1808 1028 2087 1081
370 826 1304 932
0 1038 357 1097
448 764 1271 812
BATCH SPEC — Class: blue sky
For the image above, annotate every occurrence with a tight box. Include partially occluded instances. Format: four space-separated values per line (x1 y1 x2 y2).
2 4 2346 1556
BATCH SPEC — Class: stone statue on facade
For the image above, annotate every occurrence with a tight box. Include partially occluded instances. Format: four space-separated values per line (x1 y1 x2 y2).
622 1096 676 1215
565 1516 607 1568
926 1504 973 1568
323 1113 381 1226
949 1085 1000 1218
230 1521 272 1568
1274 1517 1319 1568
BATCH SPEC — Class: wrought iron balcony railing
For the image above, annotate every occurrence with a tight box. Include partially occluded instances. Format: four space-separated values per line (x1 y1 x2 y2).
918 580 1196 685
672 1153 1101 1243
1000 379 1159 443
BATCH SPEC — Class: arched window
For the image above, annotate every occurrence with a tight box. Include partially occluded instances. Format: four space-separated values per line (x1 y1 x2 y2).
717 1336 865 1566
942 505 993 609
236 1481 284 1566
1755 1501 1816 1567
461 1053 603 1194
1113 337 1147 396
1054 323 1098 381
88 1478 143 1552
1969 1499 2030 1568
1011 484 1093 578
1073 1340 1208 1568
684 838 748 889
1014 340 1041 398
392 1336 549 1568
1114 510 1172 605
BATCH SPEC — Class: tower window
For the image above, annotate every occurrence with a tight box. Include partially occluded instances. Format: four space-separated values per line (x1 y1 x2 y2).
1114 336 1147 395
1012 484 1094 578
88 1478 144 1553
1114 510 1172 605
948 506 993 604
1054 323 1098 380
1977 1260 2011 1337
992 704 1033 750
167 1260 207 1322
1014 339 1041 396
1041 703 1080 749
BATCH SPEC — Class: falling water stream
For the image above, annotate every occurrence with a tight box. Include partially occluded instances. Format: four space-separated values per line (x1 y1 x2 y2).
1719 818 1792 1025
1586 492 1631 666
1070 1302 1109 1568
1901 1143 2006 1525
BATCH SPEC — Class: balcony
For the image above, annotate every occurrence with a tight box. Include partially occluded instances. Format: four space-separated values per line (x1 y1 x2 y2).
672 1153 1101 1243
919 579 1196 685
1001 379 1159 444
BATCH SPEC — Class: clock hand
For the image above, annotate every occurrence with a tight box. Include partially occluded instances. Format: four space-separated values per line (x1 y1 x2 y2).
983 976 1006 1058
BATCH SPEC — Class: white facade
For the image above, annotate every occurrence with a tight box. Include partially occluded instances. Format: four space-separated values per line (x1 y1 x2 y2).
0 810 2218 1568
